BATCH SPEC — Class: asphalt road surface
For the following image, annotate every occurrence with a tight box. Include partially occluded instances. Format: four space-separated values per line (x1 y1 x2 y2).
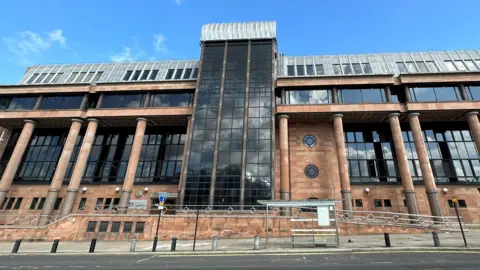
0 252 478 269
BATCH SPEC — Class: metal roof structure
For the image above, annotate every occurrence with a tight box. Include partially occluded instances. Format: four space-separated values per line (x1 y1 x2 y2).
278 50 480 77
201 21 276 41
18 60 199 85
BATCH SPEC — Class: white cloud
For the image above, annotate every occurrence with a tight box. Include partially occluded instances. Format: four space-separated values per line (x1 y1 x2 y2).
111 47 135 62
173 0 183 5
2 29 67 65
153 33 168 53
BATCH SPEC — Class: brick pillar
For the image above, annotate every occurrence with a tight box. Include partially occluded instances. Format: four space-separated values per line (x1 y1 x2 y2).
408 113 442 218
279 115 291 201
388 113 419 216
0 120 36 208
60 118 99 216
178 117 192 205
465 112 480 152
332 114 352 211
39 119 83 226
118 118 147 214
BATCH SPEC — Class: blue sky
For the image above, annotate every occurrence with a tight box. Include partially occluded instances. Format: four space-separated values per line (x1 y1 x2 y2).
1 0 479 84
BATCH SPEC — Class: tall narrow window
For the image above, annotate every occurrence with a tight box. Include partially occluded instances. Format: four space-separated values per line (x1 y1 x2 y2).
296 65 305 76
131 70 142 81
306 65 314 75
287 65 295 76
140 70 150 80
444 60 457 71
123 70 133 81
165 69 175 79
333 64 342 75
315 64 324 75
149 70 159 80
78 198 87 210
53 198 62 210
191 68 198 78
183 68 193 79
174 69 183 79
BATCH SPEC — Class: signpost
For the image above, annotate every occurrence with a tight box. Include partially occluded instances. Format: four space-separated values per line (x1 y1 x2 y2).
152 192 168 252
452 197 467 247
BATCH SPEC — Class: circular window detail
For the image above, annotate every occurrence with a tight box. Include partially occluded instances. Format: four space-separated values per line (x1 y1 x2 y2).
305 164 319 179
303 135 316 148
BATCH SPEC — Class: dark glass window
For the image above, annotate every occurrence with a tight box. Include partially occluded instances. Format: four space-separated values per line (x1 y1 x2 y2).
183 68 193 79
78 198 87 210
101 93 145 108
13 198 23 210
305 165 319 179
92 71 103 82
98 221 109 232
287 65 295 76
448 199 467 208
333 64 341 75
286 89 331 104
352 63 362 74
123 70 133 81
342 64 353 74
53 198 62 210
355 199 363 207
409 87 461 102
0 96 37 111
75 72 87 82
123 222 133 232
150 92 193 107
37 198 46 210
374 199 382 207
135 222 145 233
296 65 305 76
111 222 121 233
40 95 83 110
86 221 97 232
383 199 392 207
67 72 78 83
192 68 198 79
362 63 373 74
396 62 407 73
30 198 39 210
303 135 316 148
27 73 39 84
466 86 480 100
165 69 175 79
339 88 385 103
174 69 183 79
149 70 159 80
36 73 47 83
140 70 150 80
315 64 324 75
306 65 314 75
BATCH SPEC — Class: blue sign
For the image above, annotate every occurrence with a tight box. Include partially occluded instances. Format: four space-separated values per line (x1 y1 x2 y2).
158 192 168 204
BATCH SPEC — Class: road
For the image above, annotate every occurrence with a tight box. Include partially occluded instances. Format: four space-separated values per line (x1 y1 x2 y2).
0 252 478 269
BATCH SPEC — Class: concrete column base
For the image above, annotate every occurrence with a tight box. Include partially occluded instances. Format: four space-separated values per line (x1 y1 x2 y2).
341 190 353 211
60 189 78 217
404 190 420 221
426 190 443 222
117 189 132 214
38 189 60 226
279 190 290 216
0 190 7 209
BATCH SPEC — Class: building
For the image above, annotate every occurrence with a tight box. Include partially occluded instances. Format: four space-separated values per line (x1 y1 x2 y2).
0 21 479 228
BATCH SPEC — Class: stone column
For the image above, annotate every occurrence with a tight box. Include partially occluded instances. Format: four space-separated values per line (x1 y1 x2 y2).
408 113 442 218
39 119 83 226
404 85 411 102
178 117 192 202
388 113 419 216
60 118 99 216
459 84 468 101
33 96 43 110
385 86 393 102
332 114 352 211
279 115 291 201
0 120 36 207
465 112 480 151
80 94 89 110
118 118 147 214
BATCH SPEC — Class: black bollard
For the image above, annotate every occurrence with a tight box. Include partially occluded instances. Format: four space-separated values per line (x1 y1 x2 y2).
384 233 391 248
432 232 441 247
89 239 97 253
51 239 60 253
171 237 177 252
11 239 22 253
152 236 158 252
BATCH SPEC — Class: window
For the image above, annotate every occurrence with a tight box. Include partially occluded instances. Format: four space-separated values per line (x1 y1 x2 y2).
40 95 83 110
426 61 438 72
13 198 23 210
75 72 87 83
29 198 39 210
333 64 342 75
135 222 145 233
192 68 198 79
37 198 46 210
86 221 97 232
150 92 194 107
0 96 37 111
383 199 392 207
416 61 428 72
130 70 141 81
96 198 103 210
98 221 109 232
111 222 121 233
140 70 150 80
165 69 175 79
296 65 305 76
444 60 457 71
342 64 353 75
355 199 363 207
362 63 373 74
303 135 316 148
315 64 324 75
101 93 145 108
287 65 295 76
78 198 87 210
53 198 62 210
27 73 39 84
409 87 461 102
286 89 331 104
84 72 95 82
123 222 133 232
455 60 467 71
466 86 480 100
103 198 112 209
305 165 319 179
306 65 314 75
464 60 477 71
374 199 382 207
35 73 47 83
183 68 193 79
396 62 407 73
92 71 103 82
123 70 133 81
149 70 159 80
339 88 385 103
174 69 183 79
448 199 467 208
352 63 362 74
406 62 418 72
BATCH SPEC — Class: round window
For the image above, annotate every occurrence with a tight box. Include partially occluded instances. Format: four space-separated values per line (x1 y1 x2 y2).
303 135 316 148
305 164 319 179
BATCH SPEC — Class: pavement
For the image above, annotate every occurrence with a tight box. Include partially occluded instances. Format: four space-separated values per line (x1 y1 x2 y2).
0 231 478 254
0 252 479 269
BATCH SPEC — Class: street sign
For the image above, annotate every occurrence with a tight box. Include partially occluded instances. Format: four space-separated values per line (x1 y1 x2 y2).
158 192 168 210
